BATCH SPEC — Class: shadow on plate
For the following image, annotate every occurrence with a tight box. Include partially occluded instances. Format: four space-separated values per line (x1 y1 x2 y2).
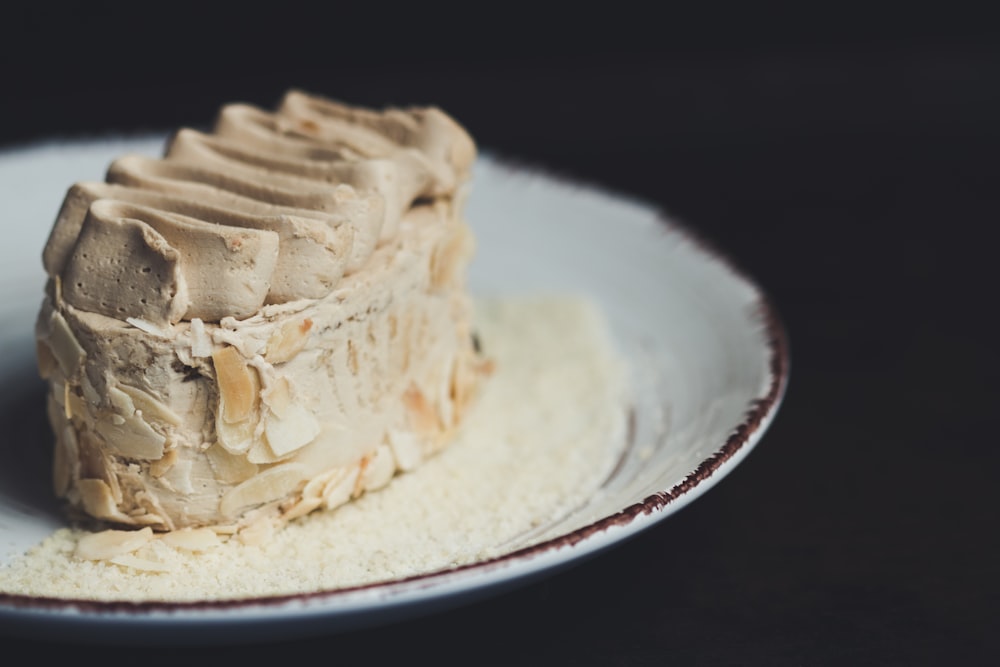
0 362 62 521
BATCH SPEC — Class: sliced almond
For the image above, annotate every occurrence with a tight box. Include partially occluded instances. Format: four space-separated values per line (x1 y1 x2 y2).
301 468 332 500
360 443 396 492
218 462 308 518
79 372 101 406
264 317 313 364
264 403 320 457
280 496 323 522
159 527 221 552
246 437 287 465
212 346 259 424
46 310 85 376
237 517 277 546
260 375 292 418
148 448 178 478
65 390 88 424
118 383 183 427
52 379 66 409
75 526 154 561
108 553 177 572
95 411 166 460
189 317 213 357
161 457 195 495
77 478 131 522
386 429 423 472
36 339 58 380
126 317 170 338
107 385 136 416
322 465 361 510
205 442 259 484
403 383 441 434
215 410 257 455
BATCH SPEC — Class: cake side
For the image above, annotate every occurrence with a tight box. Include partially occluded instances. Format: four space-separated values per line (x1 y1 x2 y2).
34 90 488 542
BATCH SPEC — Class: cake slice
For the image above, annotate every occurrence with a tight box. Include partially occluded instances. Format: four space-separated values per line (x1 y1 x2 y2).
35 90 487 541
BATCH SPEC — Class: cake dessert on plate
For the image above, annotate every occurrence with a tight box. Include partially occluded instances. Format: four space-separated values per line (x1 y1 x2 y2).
34 90 488 547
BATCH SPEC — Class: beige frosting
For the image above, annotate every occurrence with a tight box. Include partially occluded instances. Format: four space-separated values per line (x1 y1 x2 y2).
35 90 486 538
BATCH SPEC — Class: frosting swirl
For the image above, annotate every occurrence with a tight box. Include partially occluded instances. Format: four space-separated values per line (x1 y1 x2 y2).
43 90 476 325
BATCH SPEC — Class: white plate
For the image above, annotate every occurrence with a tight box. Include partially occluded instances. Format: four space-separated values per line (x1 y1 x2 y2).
0 136 788 645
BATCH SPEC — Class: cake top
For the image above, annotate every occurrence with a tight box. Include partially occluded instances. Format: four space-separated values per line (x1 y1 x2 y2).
41 89 477 326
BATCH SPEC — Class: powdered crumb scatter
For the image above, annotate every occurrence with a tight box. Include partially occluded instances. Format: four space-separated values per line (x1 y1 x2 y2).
0 295 629 602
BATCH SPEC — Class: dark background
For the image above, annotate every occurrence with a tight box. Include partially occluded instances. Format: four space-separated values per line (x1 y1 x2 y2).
1 2 997 664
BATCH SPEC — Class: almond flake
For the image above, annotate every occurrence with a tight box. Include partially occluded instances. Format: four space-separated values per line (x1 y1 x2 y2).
77 478 130 522
322 465 361 510
159 527 221 552
360 443 396 492
109 553 176 572
279 496 323 522
264 317 313 364
402 384 441 434
264 403 320 457
205 443 259 484
215 411 257 455
189 317 213 357
386 429 424 472
212 346 259 424
95 411 166 459
76 526 154 561
219 462 308 518
118 383 183 426
47 310 86 375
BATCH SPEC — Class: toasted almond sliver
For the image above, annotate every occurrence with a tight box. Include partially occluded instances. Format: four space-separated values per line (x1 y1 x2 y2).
108 553 176 572
190 317 213 357
403 384 441 434
212 346 258 424
80 372 100 405
322 465 361 510
245 439 281 465
77 478 131 522
215 411 256 455
237 517 277 546
386 429 423 472
107 385 136 416
118 383 184 426
36 339 58 380
219 462 308 518
126 317 170 338
265 317 313 364
361 443 396 492
76 526 154 561
148 448 178 478
159 527 221 552
94 411 166 460
264 403 320 457
47 310 86 375
280 496 323 522
206 442 259 484
261 375 292 418
301 468 333 500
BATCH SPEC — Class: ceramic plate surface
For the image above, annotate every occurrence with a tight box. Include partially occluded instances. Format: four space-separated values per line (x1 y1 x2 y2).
0 136 788 645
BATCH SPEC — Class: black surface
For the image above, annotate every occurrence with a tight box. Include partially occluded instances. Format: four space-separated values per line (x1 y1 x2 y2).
1 4 997 665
